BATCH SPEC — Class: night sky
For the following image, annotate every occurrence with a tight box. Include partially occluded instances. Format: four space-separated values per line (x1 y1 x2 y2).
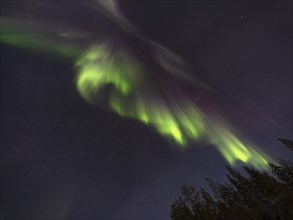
1 1 292 220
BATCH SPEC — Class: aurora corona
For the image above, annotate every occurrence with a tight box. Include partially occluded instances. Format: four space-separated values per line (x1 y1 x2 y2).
0 0 271 168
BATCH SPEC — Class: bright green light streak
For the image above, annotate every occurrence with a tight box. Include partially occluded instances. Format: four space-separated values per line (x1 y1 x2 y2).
0 34 79 57
75 46 206 145
75 45 271 169
0 25 271 168
213 128 270 169
0 2 273 169
75 46 141 103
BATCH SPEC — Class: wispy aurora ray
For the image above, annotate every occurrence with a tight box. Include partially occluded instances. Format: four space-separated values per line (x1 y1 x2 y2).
0 0 271 168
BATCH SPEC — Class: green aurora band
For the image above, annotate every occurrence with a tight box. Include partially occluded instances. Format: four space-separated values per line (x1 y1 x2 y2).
0 0 272 169
75 43 271 168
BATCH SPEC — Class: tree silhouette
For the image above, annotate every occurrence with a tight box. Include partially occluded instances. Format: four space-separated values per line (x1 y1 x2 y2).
170 139 293 220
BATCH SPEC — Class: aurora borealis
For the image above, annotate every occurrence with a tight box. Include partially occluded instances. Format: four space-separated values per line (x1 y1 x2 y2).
74 1 272 168
74 42 271 168
0 0 273 168
1 1 292 219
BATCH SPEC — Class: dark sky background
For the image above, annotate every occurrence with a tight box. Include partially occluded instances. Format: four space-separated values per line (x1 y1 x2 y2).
1 1 292 220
